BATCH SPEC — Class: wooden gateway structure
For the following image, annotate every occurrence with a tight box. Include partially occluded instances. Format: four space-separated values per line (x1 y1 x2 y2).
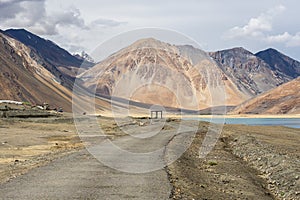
150 110 163 119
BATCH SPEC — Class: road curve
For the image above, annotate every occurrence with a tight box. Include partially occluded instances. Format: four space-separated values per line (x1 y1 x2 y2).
0 121 195 200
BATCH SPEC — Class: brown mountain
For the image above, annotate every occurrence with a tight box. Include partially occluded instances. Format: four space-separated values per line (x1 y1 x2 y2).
0 32 74 111
209 47 291 96
1 28 299 114
3 29 94 79
231 77 300 114
0 31 130 114
3 29 94 68
80 38 251 110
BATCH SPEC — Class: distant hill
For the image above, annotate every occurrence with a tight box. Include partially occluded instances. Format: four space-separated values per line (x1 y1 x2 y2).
209 47 291 96
255 48 300 79
231 77 300 114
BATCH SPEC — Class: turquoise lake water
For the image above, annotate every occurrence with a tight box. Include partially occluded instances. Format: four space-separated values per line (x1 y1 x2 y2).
184 117 300 129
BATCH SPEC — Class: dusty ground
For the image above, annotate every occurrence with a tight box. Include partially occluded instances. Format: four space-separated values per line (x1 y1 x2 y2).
0 116 83 184
0 115 129 184
167 122 300 200
0 116 299 199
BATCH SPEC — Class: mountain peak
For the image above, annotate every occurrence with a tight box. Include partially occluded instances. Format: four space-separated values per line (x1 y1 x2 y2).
129 37 171 49
256 48 300 78
134 37 161 43
225 47 253 54
210 47 255 59
263 48 279 52
6 28 29 33
5 28 42 40
209 46 289 96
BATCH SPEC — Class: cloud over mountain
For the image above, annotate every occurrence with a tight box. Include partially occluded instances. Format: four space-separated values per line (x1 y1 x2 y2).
0 0 84 35
224 5 286 39
1 1 300 61
0 0 124 36
224 4 300 47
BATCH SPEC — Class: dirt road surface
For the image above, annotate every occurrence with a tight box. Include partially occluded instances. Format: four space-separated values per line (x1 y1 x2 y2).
0 120 189 200
0 149 172 200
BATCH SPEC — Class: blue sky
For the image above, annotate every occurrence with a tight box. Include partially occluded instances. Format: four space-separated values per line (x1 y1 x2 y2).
1 0 300 60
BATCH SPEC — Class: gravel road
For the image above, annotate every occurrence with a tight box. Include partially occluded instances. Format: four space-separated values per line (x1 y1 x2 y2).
0 149 172 200
0 121 192 200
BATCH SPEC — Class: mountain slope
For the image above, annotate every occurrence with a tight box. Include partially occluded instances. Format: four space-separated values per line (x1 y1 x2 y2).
0 32 74 111
231 77 300 114
209 48 291 96
0 31 134 114
4 29 90 67
3 29 94 78
80 38 251 110
255 48 300 79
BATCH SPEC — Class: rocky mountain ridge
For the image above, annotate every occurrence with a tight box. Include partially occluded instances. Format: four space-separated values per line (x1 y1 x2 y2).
81 38 299 111
255 48 300 79
80 38 251 110
209 47 291 96
1 28 299 113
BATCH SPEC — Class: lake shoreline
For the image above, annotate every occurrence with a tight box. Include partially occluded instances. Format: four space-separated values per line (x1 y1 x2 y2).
95 112 300 119
165 114 300 119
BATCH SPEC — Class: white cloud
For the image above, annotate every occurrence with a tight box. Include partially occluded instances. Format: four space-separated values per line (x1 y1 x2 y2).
266 32 291 43
90 18 126 27
0 0 45 21
287 33 300 46
1 1 300 60
0 0 125 36
266 32 300 47
223 4 300 47
224 5 286 39
29 8 89 35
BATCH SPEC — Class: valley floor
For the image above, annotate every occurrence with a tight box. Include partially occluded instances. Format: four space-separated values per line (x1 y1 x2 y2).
0 116 298 199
